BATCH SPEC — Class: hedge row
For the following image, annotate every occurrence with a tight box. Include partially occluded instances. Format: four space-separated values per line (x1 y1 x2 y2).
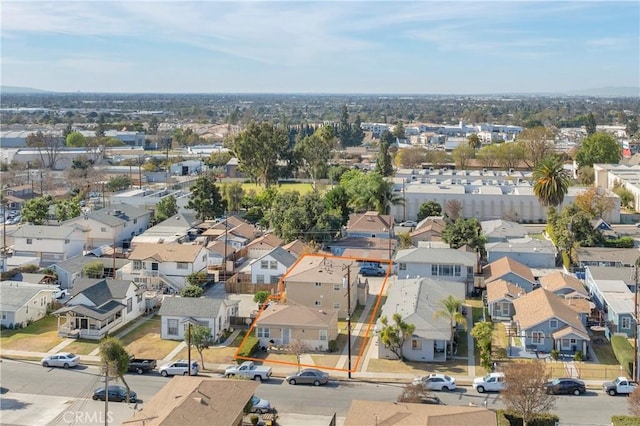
612 416 640 426
236 335 259 361
611 335 634 376
604 237 636 248
496 410 559 426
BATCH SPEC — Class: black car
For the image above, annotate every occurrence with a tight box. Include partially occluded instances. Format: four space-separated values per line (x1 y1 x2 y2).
545 378 586 395
92 385 137 403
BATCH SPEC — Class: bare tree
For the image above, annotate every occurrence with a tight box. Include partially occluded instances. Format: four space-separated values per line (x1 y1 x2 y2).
397 383 438 404
517 127 555 168
502 361 556 426
25 131 65 170
289 339 310 372
446 199 462 221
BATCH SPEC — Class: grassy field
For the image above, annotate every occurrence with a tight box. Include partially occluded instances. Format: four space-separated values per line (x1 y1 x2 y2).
239 182 317 196
367 358 470 376
63 339 100 355
0 316 63 352
120 316 181 360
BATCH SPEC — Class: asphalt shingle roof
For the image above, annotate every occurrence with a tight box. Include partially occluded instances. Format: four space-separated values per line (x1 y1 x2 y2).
0 281 58 311
71 278 134 306
158 296 238 318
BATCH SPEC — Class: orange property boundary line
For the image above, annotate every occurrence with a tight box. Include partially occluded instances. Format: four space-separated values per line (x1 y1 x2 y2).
234 253 392 374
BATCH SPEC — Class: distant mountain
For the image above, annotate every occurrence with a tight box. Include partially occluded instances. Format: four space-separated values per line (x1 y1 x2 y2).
0 86 52 94
565 86 640 97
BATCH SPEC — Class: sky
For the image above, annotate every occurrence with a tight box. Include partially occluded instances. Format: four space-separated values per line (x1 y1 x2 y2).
1 0 639 94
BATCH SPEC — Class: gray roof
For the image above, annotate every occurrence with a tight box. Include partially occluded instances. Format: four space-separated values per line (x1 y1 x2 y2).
485 238 556 255
71 278 136 306
54 300 125 321
0 281 58 312
13 224 80 239
395 247 477 266
53 255 129 274
587 266 636 285
158 296 238 318
145 211 200 236
259 247 297 268
481 219 528 242
577 247 640 266
378 277 466 340
86 203 150 227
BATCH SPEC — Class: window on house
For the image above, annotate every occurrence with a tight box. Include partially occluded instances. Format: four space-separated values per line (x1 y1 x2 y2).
177 262 188 270
531 331 544 345
315 282 322 287
431 264 438 275
26 238 32 244
2 312 6 320
133 218 137 224
261 260 269 269
412 339 422 350
334 284 340 291
399 263 406 271
622 317 631 329
64 239 70 244
270 261 277 270
314 300 322 306
319 330 327 341
333 303 340 309
549 319 558 329
454 265 461 276
270 276 280 284
257 327 270 338
167 319 178 335
127 298 132 313
256 275 265 284
133 260 142 270
101 227 107 233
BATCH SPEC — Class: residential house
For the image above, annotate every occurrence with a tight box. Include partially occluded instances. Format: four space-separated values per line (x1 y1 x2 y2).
282 239 313 258
483 256 537 293
12 224 88 266
512 288 590 356
13 272 57 285
0 281 58 328
539 271 589 300
246 233 283 259
67 203 152 249
601 291 635 339
345 211 394 239
481 219 528 242
376 277 466 362
409 216 447 246
325 237 397 261
158 296 239 341
485 238 557 268
576 247 640 269
486 279 525 321
248 247 297 285
344 400 497 426
120 243 209 291
591 218 618 240
394 247 477 295
3 184 37 210
131 210 200 245
214 221 259 251
584 266 636 310
282 255 359 318
123 377 258 426
169 160 204 176
254 303 338 351
51 255 129 290
206 239 238 273
54 278 144 339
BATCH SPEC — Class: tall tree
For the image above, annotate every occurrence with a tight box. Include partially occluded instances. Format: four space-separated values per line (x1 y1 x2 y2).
186 173 226 220
55 198 82 222
375 140 394 177
433 295 467 356
417 201 442 221
626 118 638 137
66 131 87 147
187 325 213 370
98 337 133 403
517 126 554 168
351 114 365 146
107 176 132 192
392 122 406 140
585 112 597 136
476 144 500 168
21 196 52 225
496 142 526 170
221 182 244 214
471 321 494 372
294 125 336 189
25 131 65 169
394 147 427 168
379 313 415 361
154 195 178 223
575 132 621 167
451 144 475 169
502 361 556 426
442 217 486 252
338 105 353 147
231 122 290 187
574 186 616 219
532 156 570 207
467 133 482 149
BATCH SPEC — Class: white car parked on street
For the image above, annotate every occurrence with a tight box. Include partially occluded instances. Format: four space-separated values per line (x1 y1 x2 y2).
473 372 506 393
41 352 80 369
412 373 457 391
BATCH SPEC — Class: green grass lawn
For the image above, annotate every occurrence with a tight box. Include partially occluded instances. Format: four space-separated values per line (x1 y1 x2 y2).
0 315 63 352
239 182 317 196
63 339 101 355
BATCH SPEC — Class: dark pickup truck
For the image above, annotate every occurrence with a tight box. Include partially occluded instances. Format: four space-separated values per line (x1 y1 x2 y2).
128 356 157 374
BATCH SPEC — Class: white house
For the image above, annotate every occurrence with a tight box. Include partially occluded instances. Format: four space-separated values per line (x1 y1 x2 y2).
375 277 466 362
248 247 297 285
119 243 209 291
52 255 130 290
12 224 88 266
66 203 152 249
54 278 144 340
158 296 239 341
394 247 478 295
246 234 283 259
0 281 58 328
485 238 557 269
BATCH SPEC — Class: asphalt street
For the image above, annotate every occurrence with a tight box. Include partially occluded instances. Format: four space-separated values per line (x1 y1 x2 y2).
0 359 632 425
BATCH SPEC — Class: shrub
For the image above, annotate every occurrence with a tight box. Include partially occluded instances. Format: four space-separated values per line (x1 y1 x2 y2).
612 335 634 376
574 350 583 361
612 416 640 426
237 335 259 360
604 237 635 248
496 410 559 426
250 414 259 425
328 340 338 352
550 349 559 360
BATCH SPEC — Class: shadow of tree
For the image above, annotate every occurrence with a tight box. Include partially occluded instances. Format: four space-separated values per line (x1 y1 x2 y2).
0 397 32 410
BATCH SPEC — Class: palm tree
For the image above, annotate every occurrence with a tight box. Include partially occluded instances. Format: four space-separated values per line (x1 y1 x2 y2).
433 295 468 357
532 156 570 207
376 179 404 215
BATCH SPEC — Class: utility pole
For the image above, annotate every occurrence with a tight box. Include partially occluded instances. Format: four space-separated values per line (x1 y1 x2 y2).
187 322 192 376
343 264 352 379
104 366 109 426
634 257 639 381
138 155 143 189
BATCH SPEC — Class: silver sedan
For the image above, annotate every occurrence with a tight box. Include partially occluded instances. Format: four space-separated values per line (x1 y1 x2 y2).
286 368 330 386
41 352 80 369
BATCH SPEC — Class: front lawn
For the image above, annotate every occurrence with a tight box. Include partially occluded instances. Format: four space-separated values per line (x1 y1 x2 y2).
120 316 181 360
0 316 63 352
366 358 469 376
63 339 100 355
